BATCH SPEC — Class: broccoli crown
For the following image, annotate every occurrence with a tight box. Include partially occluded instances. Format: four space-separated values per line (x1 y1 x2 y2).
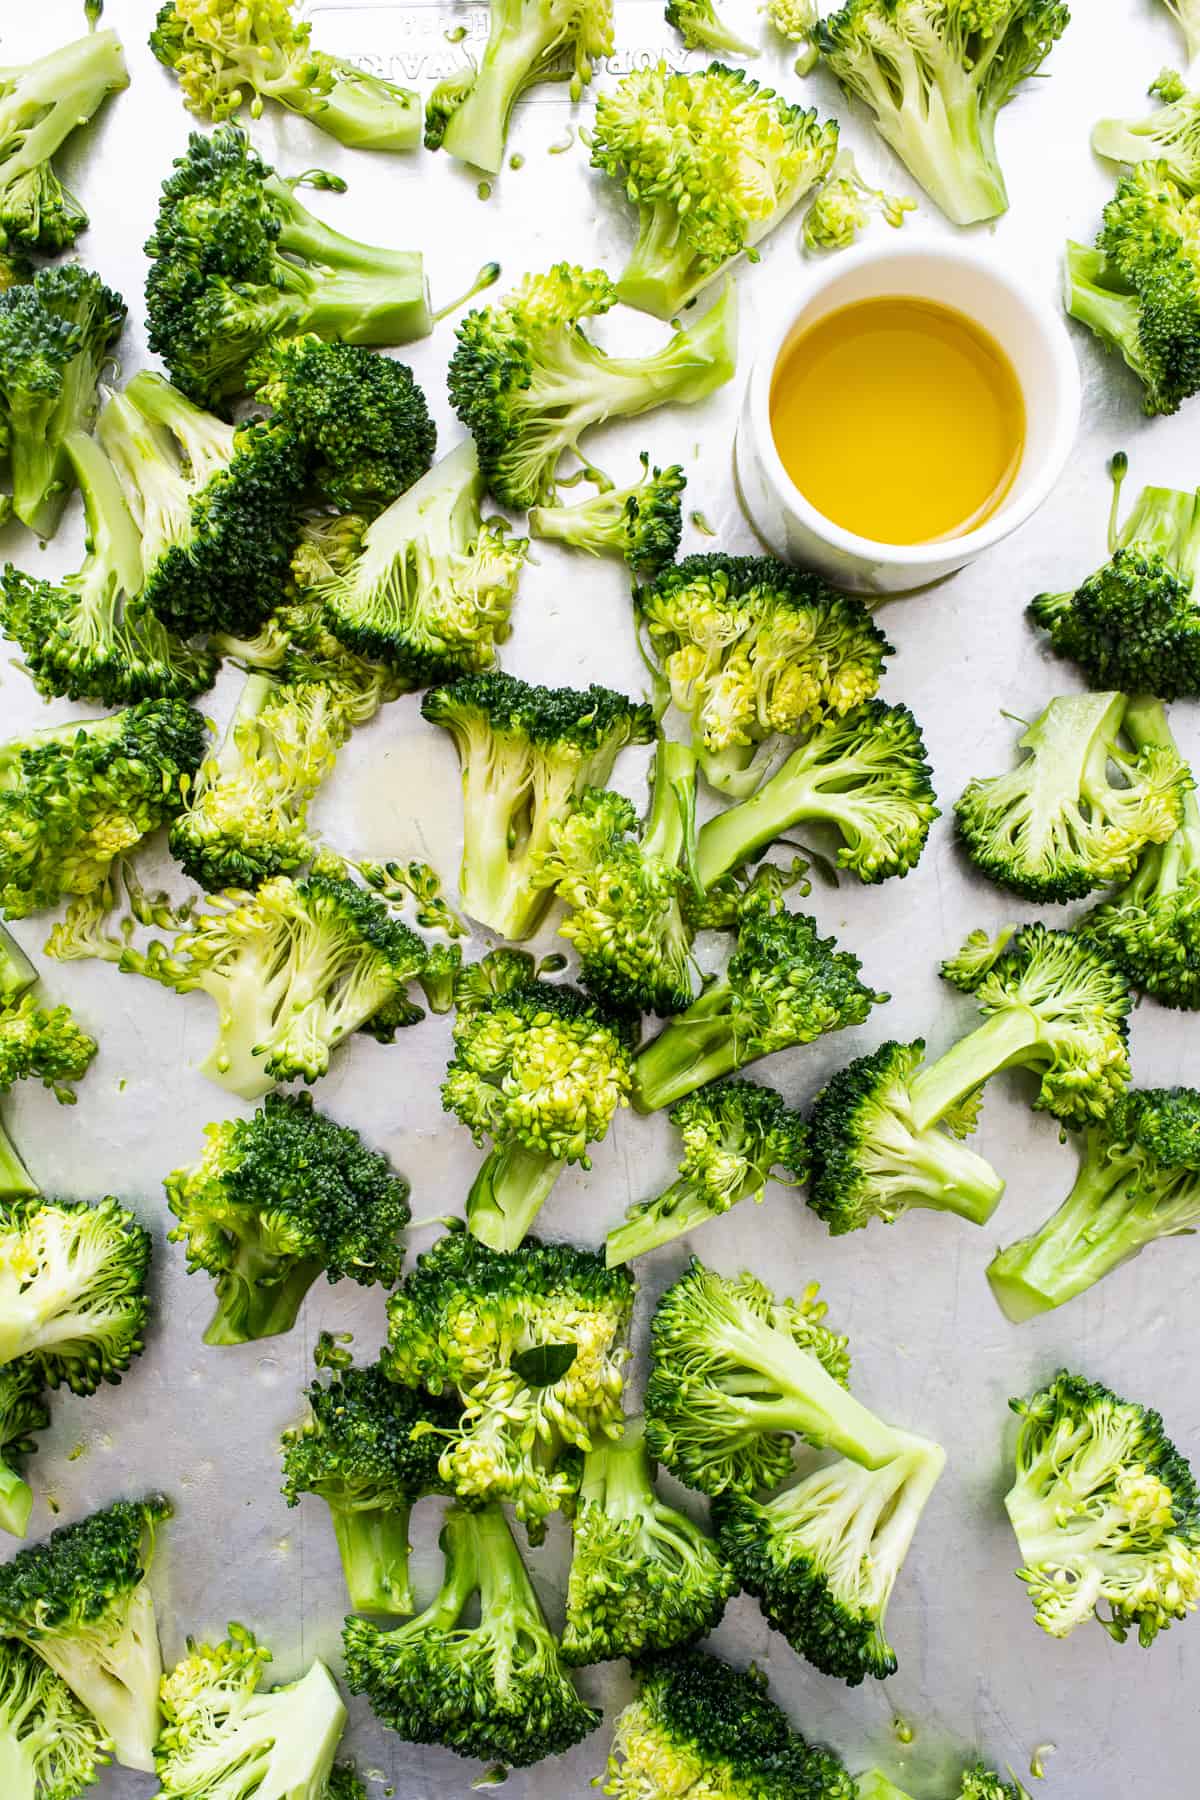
1092 76 1200 192
817 0 1070 226
150 0 422 150
955 691 1188 903
0 991 97 1102
281 1357 454 1511
1005 1370 1200 1646
561 1416 736 1664
604 1647 856 1800
343 1502 599 1768
0 30 129 254
144 126 430 409
248 333 436 516
0 1637 113 1798
0 700 207 918
637 554 891 792
382 1232 634 1537
165 1091 410 1346
0 1197 151 1396
1082 821 1200 1010
155 1622 347 1800
0 1360 49 1539
448 264 736 507
528 454 685 577
591 64 837 316
714 1435 945 1685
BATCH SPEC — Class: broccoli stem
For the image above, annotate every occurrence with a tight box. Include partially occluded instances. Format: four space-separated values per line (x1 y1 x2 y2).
606 1168 755 1265
1062 244 1147 384
66 429 144 595
122 370 237 486
202 1249 324 1346
36 1581 163 1772
0 1458 33 1538
630 983 742 1113
1117 485 1199 565
616 203 704 321
873 65 1008 224
0 1115 38 1205
465 1141 566 1252
888 1125 1007 1225
906 1010 1047 1134
440 22 564 174
297 66 422 152
693 741 854 886
644 737 699 877
0 923 35 1002
1115 695 1200 898
268 178 432 344
462 1499 544 1635
330 1502 418 1615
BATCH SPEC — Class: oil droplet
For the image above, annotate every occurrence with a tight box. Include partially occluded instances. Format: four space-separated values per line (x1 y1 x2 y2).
256 1357 280 1387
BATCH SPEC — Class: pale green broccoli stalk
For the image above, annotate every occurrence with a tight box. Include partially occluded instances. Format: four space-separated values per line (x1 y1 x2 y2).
1093 73 1200 190
0 30 129 253
1161 0 1200 64
528 455 685 578
0 1639 113 1798
665 0 758 56
0 1363 49 1540
803 151 916 250
764 0 819 72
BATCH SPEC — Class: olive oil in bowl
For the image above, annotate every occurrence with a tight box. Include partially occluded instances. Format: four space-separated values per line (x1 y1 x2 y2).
769 296 1026 547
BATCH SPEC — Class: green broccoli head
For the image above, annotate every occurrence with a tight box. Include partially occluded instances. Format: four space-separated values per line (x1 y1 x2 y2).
802 151 915 251
344 1502 598 1766
1005 1370 1200 1646
528 454 685 576
0 1638 113 1797
0 1360 49 1539
0 30 129 254
591 63 836 316
0 1495 171 1773
166 1091 411 1347
382 1232 634 1540
638 554 892 794
448 264 736 507
0 985 98 1202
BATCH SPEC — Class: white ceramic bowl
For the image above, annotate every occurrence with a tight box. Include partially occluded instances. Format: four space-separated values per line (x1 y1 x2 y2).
734 238 1082 595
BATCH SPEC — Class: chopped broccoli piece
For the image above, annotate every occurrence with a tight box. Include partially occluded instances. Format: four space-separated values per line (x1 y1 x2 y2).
802 150 916 251
1161 0 1200 64
806 1038 1006 1236
0 986 98 1202
607 1077 808 1265
448 265 737 507
632 906 887 1114
645 1258 901 1495
424 0 612 174
320 438 528 684
765 0 820 69
155 1621 347 1799
0 700 207 919
638 553 891 795
344 1501 598 1767
665 0 758 53
0 1496 170 1772
528 454 685 577
0 1638 113 1797
0 263 126 539
561 1413 736 1663
326 1764 367 1800
817 0 1070 226
165 1091 410 1345
151 0 421 149
382 1233 634 1540
591 64 835 317
1005 1370 1200 1646
602 1646 856 1800
715 1432 944 1684
0 29 128 254
858 1768 1029 1800
0 1361 49 1540
1093 72 1200 190
422 669 655 940
0 430 217 706
955 691 1189 903
0 1197 150 1396
145 126 431 410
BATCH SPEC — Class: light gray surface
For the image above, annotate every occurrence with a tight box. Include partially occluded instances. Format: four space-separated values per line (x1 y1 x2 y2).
1 0 1198 1794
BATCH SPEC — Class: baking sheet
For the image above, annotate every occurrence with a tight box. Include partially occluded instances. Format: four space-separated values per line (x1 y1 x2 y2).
2 0 1198 1793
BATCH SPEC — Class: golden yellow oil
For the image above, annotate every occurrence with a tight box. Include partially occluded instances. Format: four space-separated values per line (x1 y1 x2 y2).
769 296 1026 547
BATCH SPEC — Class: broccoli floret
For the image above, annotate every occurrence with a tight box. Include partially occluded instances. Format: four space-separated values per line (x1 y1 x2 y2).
0 1197 150 1395
607 1077 808 1265
714 1432 945 1685
955 691 1189 903
817 0 1069 226
0 30 128 254
528 454 685 577
0 700 207 919
1093 72 1200 190
151 0 421 150
1064 164 1200 417
602 1646 856 1800
665 0 758 54
0 987 97 1202
424 0 612 174
118 856 428 1099
320 439 528 684
802 150 916 251
765 0 820 69
1161 0 1200 64
145 126 432 410
645 1259 902 1495
344 1501 598 1767
591 64 835 318
806 1039 1007 1236
987 1087 1200 1319
281 1351 456 1615
0 264 126 539
0 430 217 707
561 1413 736 1664
97 370 306 641
155 1621 347 1799
448 265 737 507
695 700 938 889
632 906 887 1114
638 553 892 795
165 1091 410 1345
444 971 633 1251
1005 1370 1200 1646
0 1496 170 1772
0 1638 113 1797
382 1233 634 1540
0 1362 49 1540
422 669 655 940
